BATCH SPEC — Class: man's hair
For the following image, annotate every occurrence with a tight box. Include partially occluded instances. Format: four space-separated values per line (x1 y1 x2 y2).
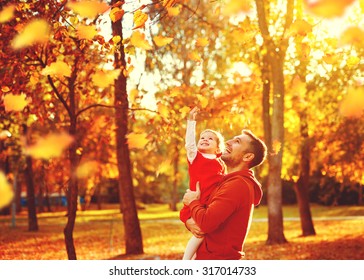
200 129 225 153
242 129 267 168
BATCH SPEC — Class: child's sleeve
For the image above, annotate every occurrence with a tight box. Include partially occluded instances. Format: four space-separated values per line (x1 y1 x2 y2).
185 120 197 163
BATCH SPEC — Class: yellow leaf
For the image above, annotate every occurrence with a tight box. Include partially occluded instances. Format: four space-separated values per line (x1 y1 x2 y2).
223 0 252 16
25 132 74 159
167 6 181 16
188 51 202 62
339 27 364 49
133 10 148 30
179 106 191 119
153 35 173 47
130 31 152 50
0 171 14 210
77 24 98 40
347 56 360 67
112 35 121 44
196 37 209 47
11 19 50 50
157 102 170 118
91 69 121 88
76 160 99 179
0 130 12 140
129 88 139 102
197 94 209 109
110 7 124 22
67 0 109 18
272 140 282 155
287 19 312 37
41 61 72 78
127 132 149 149
231 29 255 44
157 160 172 176
340 87 364 118
3 93 29 112
0 4 15 23
304 0 356 18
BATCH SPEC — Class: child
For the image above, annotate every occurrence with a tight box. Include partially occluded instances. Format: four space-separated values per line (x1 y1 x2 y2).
180 106 226 260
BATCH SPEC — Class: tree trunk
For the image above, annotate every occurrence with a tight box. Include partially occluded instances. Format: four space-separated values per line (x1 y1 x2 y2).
111 0 143 255
170 143 179 211
23 125 38 232
295 103 316 236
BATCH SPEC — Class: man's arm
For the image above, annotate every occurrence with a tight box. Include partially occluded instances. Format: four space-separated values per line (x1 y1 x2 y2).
188 179 251 233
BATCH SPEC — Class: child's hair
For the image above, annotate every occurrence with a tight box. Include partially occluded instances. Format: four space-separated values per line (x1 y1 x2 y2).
200 129 225 154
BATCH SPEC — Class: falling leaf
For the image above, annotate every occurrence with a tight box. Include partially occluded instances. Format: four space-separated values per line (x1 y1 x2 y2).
112 35 121 44
153 35 173 47
76 160 99 179
188 51 202 62
157 160 172 176
25 132 74 159
272 140 282 155
133 10 148 30
11 19 50 49
77 24 98 40
41 61 72 78
197 94 209 109
127 132 149 149
91 69 121 88
3 93 29 112
0 171 14 209
157 103 170 118
196 37 209 47
304 0 356 18
129 89 139 102
67 0 109 18
287 19 313 37
231 28 255 44
179 106 191 119
130 31 152 50
0 5 15 23
110 7 124 22
339 26 364 49
340 87 364 118
223 0 252 16
167 6 181 16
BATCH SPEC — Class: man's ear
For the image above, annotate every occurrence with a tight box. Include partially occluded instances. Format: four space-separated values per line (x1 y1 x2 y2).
243 152 255 162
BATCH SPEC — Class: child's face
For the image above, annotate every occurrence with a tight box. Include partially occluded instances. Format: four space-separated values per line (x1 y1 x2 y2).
197 131 219 154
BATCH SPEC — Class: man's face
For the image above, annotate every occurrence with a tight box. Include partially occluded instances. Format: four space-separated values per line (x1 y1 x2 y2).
221 133 253 167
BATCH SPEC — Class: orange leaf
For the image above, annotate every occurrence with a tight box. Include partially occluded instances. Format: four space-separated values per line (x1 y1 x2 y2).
133 10 148 30
153 35 173 47
41 61 72 78
67 0 109 18
76 160 99 178
110 7 125 22
339 27 364 49
167 6 181 16
0 4 15 23
25 132 74 159
91 69 121 88
163 0 176 8
223 0 252 16
3 93 30 112
11 19 50 49
287 19 313 37
130 31 152 50
0 171 14 210
304 0 356 18
272 140 282 155
0 130 12 140
196 37 209 47
127 132 149 149
340 87 364 118
188 51 202 62
77 24 98 40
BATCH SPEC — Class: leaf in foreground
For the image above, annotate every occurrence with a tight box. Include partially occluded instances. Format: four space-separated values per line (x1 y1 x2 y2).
11 19 50 49
25 132 74 159
0 4 15 23
0 171 14 209
126 132 149 149
3 93 30 112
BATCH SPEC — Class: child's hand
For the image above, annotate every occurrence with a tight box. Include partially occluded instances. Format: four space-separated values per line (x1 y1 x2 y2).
188 106 200 121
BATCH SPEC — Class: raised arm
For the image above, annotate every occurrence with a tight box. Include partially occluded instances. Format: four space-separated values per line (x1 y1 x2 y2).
185 107 200 163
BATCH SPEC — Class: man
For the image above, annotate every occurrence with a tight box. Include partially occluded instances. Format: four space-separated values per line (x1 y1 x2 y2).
182 130 267 260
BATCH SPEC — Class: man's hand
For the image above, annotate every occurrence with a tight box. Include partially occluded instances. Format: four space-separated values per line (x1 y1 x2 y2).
188 106 200 121
185 218 204 238
182 182 201 206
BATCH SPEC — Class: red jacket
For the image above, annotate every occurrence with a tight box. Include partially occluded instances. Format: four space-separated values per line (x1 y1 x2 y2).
180 152 226 223
189 169 263 260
